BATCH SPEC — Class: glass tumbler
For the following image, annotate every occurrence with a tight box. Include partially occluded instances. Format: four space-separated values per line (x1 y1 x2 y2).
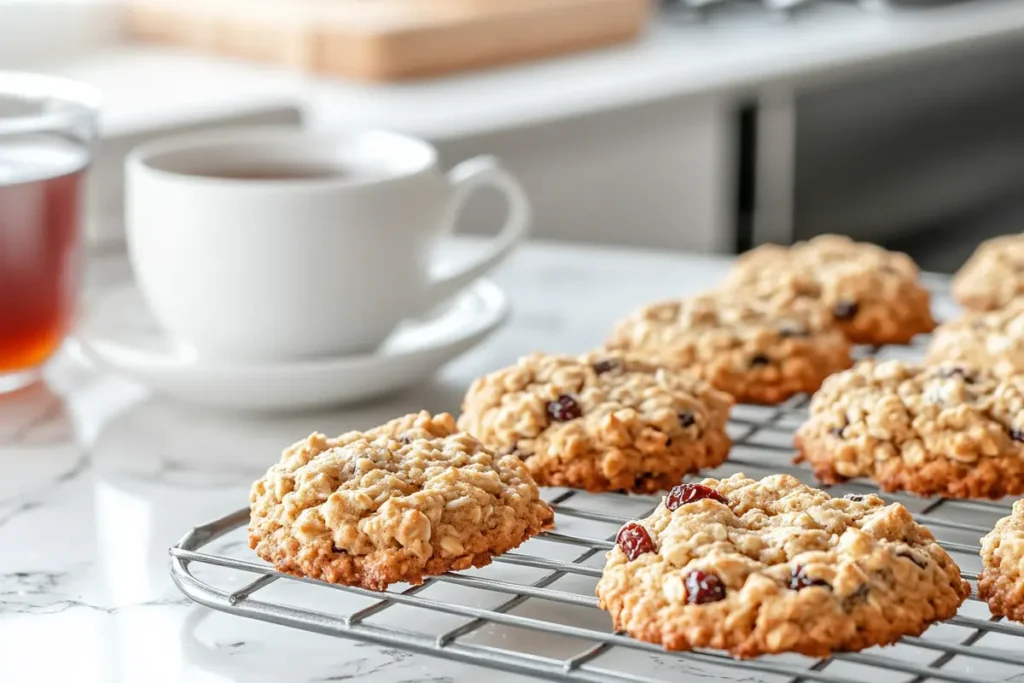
0 72 100 392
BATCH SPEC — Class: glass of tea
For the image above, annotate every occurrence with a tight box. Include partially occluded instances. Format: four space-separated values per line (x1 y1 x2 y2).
0 73 99 392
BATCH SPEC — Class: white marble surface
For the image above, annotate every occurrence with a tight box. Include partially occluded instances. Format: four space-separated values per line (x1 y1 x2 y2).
0 241 738 683
1 240 1010 683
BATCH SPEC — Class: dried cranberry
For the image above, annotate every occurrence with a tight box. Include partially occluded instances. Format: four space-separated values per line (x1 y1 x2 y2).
547 394 582 422
833 300 859 320
844 493 865 502
684 570 726 604
678 411 696 428
616 522 655 561
665 483 727 510
1011 428 1024 443
592 359 618 375
789 565 831 591
897 550 928 569
750 354 771 367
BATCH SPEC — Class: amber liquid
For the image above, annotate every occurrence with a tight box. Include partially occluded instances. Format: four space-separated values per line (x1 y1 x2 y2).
0 141 87 374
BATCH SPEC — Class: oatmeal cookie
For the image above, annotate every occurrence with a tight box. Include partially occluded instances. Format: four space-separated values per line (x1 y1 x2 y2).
979 500 1024 623
796 359 1024 499
249 411 554 590
722 234 935 345
457 352 732 493
606 293 852 405
952 233 1024 311
926 299 1024 377
596 473 970 658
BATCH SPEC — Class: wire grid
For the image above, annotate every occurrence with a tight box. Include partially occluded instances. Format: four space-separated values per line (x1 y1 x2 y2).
170 341 1024 683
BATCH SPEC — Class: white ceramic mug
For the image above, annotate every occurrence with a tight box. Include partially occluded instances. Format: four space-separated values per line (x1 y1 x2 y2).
125 127 529 361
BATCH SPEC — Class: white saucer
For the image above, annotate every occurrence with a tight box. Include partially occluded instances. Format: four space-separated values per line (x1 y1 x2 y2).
71 280 508 412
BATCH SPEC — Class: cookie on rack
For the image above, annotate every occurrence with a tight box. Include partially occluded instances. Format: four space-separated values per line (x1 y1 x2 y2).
457 352 733 494
925 299 1024 377
248 411 554 590
795 359 1024 499
979 500 1024 624
595 473 970 658
952 233 1024 311
722 234 935 345
606 292 852 405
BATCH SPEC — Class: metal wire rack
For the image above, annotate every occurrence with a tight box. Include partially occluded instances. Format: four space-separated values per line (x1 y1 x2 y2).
170 332 1024 683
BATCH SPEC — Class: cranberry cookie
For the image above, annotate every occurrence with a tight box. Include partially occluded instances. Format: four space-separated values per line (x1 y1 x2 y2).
952 233 1024 311
722 234 935 345
606 293 852 405
457 352 732 494
979 500 1024 623
249 411 554 590
926 300 1024 377
596 473 969 658
796 360 1024 499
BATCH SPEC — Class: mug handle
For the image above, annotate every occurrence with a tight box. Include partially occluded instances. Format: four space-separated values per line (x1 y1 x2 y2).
423 155 530 309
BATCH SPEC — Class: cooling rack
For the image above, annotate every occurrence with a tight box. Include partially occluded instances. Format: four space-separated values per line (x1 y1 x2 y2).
170 334 1024 683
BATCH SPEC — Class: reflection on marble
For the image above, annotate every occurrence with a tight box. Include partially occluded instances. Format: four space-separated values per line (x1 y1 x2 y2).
5 241 995 683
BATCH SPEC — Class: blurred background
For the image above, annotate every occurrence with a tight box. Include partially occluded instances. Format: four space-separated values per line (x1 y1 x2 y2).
3 0 1024 272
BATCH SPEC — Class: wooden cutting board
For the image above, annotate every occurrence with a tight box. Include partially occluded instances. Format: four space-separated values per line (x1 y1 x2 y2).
123 0 651 82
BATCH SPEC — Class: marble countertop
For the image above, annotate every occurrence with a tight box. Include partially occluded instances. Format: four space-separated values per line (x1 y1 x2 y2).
2 241 766 683
5 240 994 683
